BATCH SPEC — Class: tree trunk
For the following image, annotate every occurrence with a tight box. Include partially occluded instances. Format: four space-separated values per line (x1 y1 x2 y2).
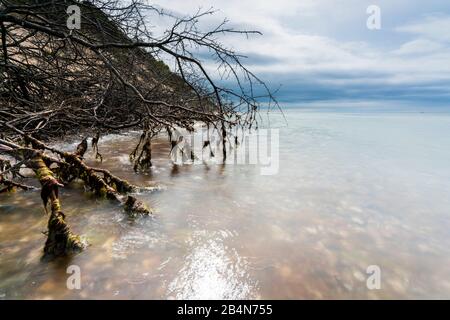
28 155 85 256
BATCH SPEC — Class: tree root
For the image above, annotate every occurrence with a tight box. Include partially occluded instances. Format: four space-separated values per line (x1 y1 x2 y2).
0 128 153 256
24 134 152 215
131 124 160 172
124 195 152 217
133 135 153 171
91 132 103 162
74 137 88 159
44 205 84 257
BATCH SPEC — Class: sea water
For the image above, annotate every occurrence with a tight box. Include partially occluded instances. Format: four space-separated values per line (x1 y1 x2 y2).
1 107 450 299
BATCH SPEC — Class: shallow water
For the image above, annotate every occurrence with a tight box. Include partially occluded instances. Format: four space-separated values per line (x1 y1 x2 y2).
1 109 450 299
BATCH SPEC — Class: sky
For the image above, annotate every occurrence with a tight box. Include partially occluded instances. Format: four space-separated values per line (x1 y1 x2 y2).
151 0 450 105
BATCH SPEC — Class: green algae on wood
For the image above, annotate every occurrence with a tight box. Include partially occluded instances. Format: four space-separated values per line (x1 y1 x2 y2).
29 155 85 256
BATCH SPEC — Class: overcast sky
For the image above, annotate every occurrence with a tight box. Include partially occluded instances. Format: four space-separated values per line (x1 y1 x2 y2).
152 0 450 105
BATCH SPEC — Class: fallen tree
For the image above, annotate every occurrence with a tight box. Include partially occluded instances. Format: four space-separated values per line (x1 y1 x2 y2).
0 127 151 256
0 0 278 256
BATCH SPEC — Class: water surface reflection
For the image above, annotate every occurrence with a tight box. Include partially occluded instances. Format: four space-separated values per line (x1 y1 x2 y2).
1 110 450 299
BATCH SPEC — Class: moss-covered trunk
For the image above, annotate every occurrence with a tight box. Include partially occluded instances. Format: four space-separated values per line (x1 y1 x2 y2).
29 155 84 256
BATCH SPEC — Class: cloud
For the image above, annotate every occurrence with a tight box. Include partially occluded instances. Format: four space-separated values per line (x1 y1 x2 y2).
396 15 450 42
151 0 450 104
392 39 444 55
